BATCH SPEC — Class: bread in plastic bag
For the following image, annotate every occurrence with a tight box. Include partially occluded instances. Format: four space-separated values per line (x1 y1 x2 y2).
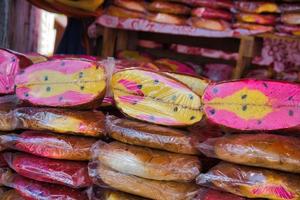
146 1 191 15
191 7 232 21
235 1 279 13
196 162 300 200
193 187 246 200
0 168 88 200
3 152 92 188
1 131 97 161
106 115 203 155
15 59 106 108
92 141 201 182
202 79 300 131
89 163 199 200
87 186 148 200
111 69 203 126
14 107 106 136
236 12 276 25
1 190 24 200
0 95 22 131
154 58 196 75
198 133 300 173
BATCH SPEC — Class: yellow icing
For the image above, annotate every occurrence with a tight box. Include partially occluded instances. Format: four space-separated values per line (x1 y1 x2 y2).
24 66 105 98
207 88 273 120
112 70 203 125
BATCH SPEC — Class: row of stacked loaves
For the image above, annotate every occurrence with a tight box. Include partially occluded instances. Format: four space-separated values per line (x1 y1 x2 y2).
106 0 300 35
0 48 300 199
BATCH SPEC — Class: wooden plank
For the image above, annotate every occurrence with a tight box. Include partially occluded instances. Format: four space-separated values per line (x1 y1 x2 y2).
233 36 259 79
102 27 117 57
116 30 129 51
138 47 236 66
138 32 240 53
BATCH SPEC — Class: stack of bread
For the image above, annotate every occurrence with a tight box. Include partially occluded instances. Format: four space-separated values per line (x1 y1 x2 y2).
107 0 147 19
234 1 279 32
277 3 300 36
189 0 234 31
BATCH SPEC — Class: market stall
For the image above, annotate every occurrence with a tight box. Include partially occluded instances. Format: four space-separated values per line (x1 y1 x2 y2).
0 0 300 200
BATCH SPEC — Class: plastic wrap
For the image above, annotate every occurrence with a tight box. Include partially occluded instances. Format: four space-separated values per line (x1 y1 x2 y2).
233 22 274 32
235 1 279 13
0 95 20 132
1 190 24 200
0 168 88 200
280 4 300 13
2 131 97 161
164 72 210 96
276 24 300 36
202 79 300 131
15 59 106 108
0 49 32 94
92 141 201 182
189 17 230 31
116 50 153 63
114 0 147 13
236 13 277 25
111 69 203 126
196 162 300 200
27 0 103 17
3 152 92 188
146 1 191 15
198 133 300 173
107 5 146 19
106 115 202 155
14 107 106 136
89 163 199 200
154 58 196 75
191 7 232 21
87 187 147 200
187 0 233 10
147 13 187 25
194 187 246 200
281 13 300 25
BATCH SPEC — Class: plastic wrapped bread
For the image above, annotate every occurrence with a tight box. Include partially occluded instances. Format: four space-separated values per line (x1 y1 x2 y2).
235 1 279 13
15 59 106 108
88 187 148 200
105 115 201 155
196 162 300 200
202 79 300 131
233 22 274 32
114 0 147 13
281 13 300 25
0 131 97 160
3 152 92 188
14 107 106 137
92 141 201 182
198 133 300 173
191 7 232 21
111 69 203 126
146 1 191 15
107 5 146 19
89 163 199 200
276 24 300 36
155 58 196 75
189 17 230 31
236 13 277 25
147 13 187 25
0 168 88 200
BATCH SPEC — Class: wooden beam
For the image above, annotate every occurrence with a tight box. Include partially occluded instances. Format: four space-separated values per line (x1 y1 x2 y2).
102 27 117 57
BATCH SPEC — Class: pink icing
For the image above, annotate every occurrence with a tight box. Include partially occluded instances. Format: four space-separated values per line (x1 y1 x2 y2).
16 87 94 107
252 185 295 200
0 50 20 94
203 80 300 130
118 79 144 96
118 95 145 104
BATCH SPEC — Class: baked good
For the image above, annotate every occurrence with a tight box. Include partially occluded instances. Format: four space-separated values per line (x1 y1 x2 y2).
114 0 147 12
202 79 300 130
147 13 187 25
95 141 201 181
189 17 230 31
10 131 97 160
15 59 106 108
111 69 203 126
155 58 196 75
236 13 277 25
189 0 234 10
146 1 191 15
93 163 199 200
236 1 279 13
199 133 300 173
276 24 300 36
233 22 274 32
3 152 92 188
106 115 201 154
191 7 232 20
14 107 106 137
281 13 300 25
116 50 153 62
197 162 300 200
107 5 146 19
